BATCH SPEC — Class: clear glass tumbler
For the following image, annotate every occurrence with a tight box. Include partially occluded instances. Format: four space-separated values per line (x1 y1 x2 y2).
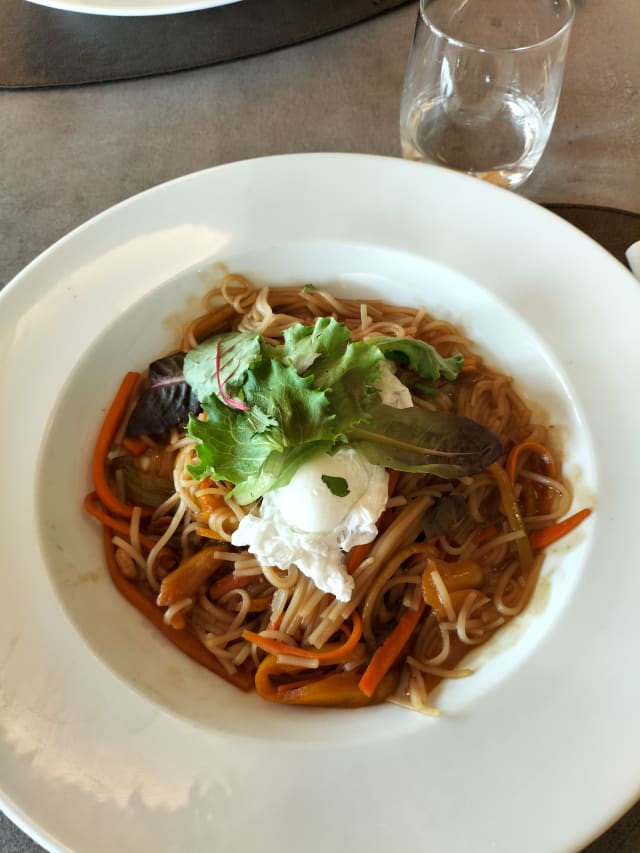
400 0 575 189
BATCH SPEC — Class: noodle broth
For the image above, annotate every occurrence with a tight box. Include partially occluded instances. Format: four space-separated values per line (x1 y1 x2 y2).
36 244 595 741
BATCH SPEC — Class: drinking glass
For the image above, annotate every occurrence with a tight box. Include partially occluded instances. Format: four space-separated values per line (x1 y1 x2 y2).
400 0 575 189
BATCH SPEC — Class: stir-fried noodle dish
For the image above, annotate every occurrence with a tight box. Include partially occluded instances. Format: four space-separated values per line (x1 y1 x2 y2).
85 274 591 713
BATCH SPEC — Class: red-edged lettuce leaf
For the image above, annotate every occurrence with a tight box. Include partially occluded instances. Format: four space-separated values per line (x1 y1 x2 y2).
349 403 502 478
183 331 262 412
126 352 199 436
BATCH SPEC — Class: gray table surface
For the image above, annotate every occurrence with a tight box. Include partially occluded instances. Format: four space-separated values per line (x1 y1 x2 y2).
1 1 639 850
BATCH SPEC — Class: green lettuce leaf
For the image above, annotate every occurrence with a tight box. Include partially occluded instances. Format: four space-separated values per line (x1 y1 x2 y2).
186 317 386 502
276 317 383 435
189 416 335 504
373 336 463 381
241 355 334 446
184 315 495 504
234 441 335 505
187 397 279 486
275 318 351 375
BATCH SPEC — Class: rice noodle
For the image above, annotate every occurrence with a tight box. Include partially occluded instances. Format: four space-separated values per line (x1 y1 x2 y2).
91 273 582 715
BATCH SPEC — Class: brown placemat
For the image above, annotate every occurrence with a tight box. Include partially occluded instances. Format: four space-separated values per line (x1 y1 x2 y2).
0 0 412 88
546 203 639 269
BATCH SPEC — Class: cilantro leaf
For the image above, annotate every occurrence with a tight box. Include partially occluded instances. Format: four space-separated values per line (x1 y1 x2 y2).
321 475 350 497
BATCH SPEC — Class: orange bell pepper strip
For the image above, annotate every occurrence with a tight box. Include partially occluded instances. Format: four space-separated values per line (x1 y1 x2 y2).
421 558 484 620
255 655 398 706
102 527 252 691
157 546 226 607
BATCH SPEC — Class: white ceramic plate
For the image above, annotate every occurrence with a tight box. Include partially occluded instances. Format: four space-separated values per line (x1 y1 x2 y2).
25 0 239 18
1 153 638 853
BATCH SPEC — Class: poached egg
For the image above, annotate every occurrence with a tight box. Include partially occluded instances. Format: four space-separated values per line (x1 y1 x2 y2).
231 448 389 602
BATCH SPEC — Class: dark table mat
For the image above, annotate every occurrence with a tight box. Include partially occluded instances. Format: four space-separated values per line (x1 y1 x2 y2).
546 203 639 269
0 0 412 88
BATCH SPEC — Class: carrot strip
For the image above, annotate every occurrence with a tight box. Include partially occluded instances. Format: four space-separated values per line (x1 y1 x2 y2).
230 595 273 613
475 524 498 544
346 543 371 575
208 572 254 600
358 598 426 698
253 657 319 704
267 612 284 631
84 492 157 550
530 508 592 550
102 526 252 690
243 611 363 664
122 435 148 457
91 372 151 519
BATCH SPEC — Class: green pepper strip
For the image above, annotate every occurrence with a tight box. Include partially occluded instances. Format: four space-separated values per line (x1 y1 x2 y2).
487 462 534 573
